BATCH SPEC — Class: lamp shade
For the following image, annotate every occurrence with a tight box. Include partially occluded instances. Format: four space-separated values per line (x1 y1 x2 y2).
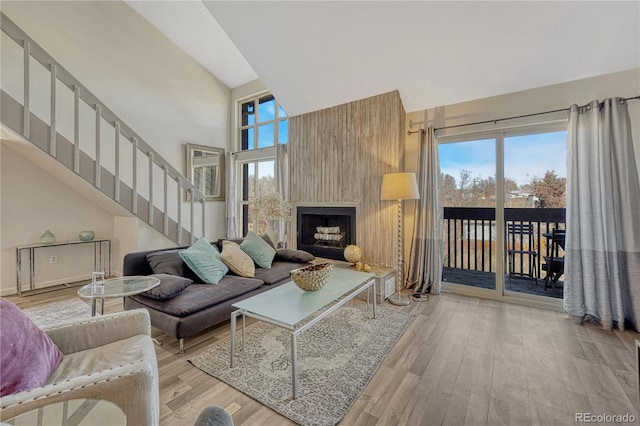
380 172 420 200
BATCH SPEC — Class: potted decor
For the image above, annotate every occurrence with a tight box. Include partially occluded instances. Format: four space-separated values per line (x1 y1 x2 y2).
251 192 292 245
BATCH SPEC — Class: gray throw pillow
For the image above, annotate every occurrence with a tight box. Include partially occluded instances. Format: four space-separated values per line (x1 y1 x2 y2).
260 233 277 250
146 250 186 276
142 274 193 299
274 249 315 263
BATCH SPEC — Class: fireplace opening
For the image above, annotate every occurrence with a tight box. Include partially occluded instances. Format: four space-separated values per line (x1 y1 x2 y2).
297 207 356 260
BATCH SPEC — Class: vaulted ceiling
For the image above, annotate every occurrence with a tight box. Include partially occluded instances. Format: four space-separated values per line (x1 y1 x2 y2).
127 1 640 116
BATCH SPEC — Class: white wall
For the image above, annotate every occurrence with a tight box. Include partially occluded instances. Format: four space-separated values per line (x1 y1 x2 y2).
405 68 640 171
403 68 640 256
0 1 232 294
1 145 116 295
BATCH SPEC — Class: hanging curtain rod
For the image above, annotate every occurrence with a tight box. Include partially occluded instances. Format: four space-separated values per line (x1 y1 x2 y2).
407 95 640 135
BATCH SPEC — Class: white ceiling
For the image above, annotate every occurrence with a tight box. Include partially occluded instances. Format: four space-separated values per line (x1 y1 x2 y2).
129 1 640 116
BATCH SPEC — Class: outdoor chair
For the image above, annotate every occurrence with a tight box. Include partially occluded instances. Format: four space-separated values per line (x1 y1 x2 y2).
542 228 565 290
506 223 538 282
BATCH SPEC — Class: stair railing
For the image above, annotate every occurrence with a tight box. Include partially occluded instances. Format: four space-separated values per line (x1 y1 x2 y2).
1 13 205 244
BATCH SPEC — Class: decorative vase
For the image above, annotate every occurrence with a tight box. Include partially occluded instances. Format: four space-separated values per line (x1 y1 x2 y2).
344 244 362 264
40 230 56 244
79 230 95 241
265 219 280 247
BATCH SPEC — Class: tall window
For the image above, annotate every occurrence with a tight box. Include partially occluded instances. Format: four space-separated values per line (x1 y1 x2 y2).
236 93 288 235
240 94 288 149
241 160 276 235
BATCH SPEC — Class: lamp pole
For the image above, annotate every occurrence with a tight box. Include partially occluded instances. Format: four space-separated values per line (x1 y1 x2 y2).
388 197 410 306
380 172 419 306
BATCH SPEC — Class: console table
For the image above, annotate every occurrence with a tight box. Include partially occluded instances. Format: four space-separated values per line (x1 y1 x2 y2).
16 239 111 296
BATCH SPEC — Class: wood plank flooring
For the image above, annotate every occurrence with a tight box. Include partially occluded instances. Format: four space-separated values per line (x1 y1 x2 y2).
6 289 639 425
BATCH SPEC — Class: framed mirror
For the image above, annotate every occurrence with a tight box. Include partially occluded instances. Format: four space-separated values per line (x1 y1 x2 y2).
185 144 225 201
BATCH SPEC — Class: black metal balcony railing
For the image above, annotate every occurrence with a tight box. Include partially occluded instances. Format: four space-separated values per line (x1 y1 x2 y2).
443 207 566 281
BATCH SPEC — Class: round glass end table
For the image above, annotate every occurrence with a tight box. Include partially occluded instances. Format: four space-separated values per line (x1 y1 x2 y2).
78 275 160 316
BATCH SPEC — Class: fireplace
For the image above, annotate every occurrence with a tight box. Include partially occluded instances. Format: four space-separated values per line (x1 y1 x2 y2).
297 207 356 260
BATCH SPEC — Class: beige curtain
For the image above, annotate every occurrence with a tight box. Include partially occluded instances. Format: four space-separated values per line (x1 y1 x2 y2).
276 143 289 248
407 127 443 295
225 152 239 239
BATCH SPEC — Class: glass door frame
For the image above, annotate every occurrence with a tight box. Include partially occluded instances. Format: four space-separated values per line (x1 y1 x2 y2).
437 122 566 312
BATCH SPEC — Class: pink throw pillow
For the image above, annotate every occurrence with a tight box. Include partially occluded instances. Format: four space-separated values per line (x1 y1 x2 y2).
0 298 63 396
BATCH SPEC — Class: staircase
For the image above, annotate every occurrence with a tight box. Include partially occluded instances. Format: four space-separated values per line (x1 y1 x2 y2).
0 13 206 245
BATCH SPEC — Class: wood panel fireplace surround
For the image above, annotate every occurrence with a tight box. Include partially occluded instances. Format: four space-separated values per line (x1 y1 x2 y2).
296 207 356 260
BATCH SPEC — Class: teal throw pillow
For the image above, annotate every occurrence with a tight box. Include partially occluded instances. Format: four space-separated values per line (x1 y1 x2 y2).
240 231 277 268
179 238 228 284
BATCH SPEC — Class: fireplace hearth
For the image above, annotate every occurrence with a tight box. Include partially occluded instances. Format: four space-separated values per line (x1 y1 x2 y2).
297 207 356 260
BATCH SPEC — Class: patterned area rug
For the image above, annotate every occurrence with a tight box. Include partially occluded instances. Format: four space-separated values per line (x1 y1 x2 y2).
24 298 94 327
189 300 413 426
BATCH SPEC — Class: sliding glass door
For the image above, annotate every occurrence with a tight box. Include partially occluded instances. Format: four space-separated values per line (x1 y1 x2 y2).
503 131 566 299
440 137 497 292
438 126 566 305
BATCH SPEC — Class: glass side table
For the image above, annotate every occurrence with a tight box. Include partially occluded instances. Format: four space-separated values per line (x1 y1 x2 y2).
77 275 160 316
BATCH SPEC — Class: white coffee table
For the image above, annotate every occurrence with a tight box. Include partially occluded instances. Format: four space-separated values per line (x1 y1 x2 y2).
230 267 376 399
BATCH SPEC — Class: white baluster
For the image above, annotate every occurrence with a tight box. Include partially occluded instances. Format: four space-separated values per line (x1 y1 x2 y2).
49 64 56 156
148 152 154 225
22 40 30 139
114 122 120 202
95 105 101 188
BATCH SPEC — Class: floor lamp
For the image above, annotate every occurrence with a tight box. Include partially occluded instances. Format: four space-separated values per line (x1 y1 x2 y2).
381 172 420 306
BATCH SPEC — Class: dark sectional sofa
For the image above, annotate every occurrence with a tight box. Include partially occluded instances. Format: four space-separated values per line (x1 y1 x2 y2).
122 239 310 353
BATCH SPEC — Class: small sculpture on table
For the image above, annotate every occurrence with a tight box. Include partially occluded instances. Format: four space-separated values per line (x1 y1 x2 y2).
343 244 362 265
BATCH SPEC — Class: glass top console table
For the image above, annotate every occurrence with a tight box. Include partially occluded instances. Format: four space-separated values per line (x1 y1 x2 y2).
16 239 111 296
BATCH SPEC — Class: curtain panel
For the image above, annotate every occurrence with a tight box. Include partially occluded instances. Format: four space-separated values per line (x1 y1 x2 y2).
225 152 239 239
564 98 640 331
407 127 444 295
276 143 290 248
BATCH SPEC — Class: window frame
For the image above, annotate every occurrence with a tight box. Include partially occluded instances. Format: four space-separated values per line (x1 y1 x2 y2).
239 94 288 150
232 91 288 236
436 120 568 312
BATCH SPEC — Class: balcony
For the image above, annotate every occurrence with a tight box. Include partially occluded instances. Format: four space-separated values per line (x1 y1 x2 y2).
443 207 566 298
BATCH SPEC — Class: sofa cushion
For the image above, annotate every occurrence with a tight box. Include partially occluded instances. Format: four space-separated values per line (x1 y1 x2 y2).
260 233 277 250
45 334 153 385
146 250 186 276
180 238 228 284
274 249 315 263
240 231 276 268
217 233 276 252
141 274 192 300
0 298 63 396
253 262 304 285
220 241 255 278
129 276 264 317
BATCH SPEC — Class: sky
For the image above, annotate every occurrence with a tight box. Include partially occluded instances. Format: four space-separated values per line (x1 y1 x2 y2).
439 131 567 187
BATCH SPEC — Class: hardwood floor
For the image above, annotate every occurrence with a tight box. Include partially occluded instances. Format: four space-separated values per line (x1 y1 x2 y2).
7 289 639 425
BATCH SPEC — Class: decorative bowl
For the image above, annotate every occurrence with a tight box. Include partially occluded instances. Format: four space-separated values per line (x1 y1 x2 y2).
290 262 333 292
79 230 95 241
